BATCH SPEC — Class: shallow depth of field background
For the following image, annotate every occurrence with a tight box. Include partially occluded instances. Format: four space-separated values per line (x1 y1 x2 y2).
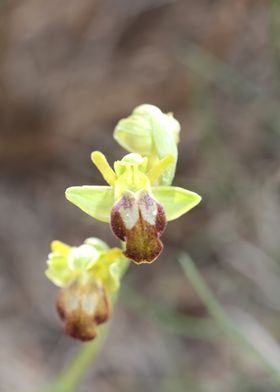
1 1 280 391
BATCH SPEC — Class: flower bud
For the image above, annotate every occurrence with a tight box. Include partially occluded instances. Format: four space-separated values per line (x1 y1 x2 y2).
113 104 180 185
114 104 180 154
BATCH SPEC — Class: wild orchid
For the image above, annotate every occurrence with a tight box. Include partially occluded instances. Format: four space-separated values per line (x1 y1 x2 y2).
46 238 127 341
65 151 201 264
46 104 201 343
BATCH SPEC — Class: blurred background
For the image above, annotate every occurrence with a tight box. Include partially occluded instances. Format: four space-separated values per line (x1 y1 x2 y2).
1 0 280 391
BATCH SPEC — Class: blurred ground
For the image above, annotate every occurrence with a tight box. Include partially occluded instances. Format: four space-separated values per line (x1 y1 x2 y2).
1 0 280 391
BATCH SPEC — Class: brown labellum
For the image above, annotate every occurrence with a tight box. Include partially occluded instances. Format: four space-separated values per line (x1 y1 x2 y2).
56 280 110 341
111 190 166 264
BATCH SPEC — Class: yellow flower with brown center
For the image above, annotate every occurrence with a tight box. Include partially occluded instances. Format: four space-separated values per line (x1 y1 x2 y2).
65 152 201 264
46 238 127 341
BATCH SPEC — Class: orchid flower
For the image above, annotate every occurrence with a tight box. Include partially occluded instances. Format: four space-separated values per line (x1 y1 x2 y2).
65 152 201 264
46 238 127 341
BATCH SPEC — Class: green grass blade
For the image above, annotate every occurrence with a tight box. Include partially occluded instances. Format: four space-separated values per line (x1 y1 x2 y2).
179 253 280 386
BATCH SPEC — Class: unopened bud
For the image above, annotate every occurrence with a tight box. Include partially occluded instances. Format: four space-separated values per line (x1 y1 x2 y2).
114 104 180 185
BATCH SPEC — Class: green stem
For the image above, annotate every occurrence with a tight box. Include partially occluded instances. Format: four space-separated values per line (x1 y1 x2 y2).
179 253 280 386
41 323 109 392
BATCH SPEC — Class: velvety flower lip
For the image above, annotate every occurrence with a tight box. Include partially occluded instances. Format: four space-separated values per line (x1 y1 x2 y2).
65 152 202 264
57 280 110 342
111 190 166 264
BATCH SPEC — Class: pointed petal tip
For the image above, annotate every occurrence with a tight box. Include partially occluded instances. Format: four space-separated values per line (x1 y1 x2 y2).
180 190 202 214
65 186 80 200
193 192 202 205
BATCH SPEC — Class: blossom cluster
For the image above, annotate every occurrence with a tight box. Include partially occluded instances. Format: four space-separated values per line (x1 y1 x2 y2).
46 104 201 341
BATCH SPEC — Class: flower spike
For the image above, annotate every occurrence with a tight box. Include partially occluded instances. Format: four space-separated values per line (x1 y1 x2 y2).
46 104 203 345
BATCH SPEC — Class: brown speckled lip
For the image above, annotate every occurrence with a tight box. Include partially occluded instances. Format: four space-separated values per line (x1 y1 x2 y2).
56 281 110 342
111 191 166 264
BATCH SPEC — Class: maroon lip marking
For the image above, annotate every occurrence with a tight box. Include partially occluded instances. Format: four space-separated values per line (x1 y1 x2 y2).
110 191 166 264
56 280 110 341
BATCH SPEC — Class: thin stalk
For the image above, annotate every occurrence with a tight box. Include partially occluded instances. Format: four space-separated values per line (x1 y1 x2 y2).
40 322 109 392
179 253 280 386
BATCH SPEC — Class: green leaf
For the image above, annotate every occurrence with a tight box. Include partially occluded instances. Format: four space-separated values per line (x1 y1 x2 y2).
65 186 114 223
179 253 280 385
152 186 202 221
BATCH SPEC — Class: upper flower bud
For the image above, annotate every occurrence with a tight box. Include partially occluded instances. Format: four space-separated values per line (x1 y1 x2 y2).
114 104 180 185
